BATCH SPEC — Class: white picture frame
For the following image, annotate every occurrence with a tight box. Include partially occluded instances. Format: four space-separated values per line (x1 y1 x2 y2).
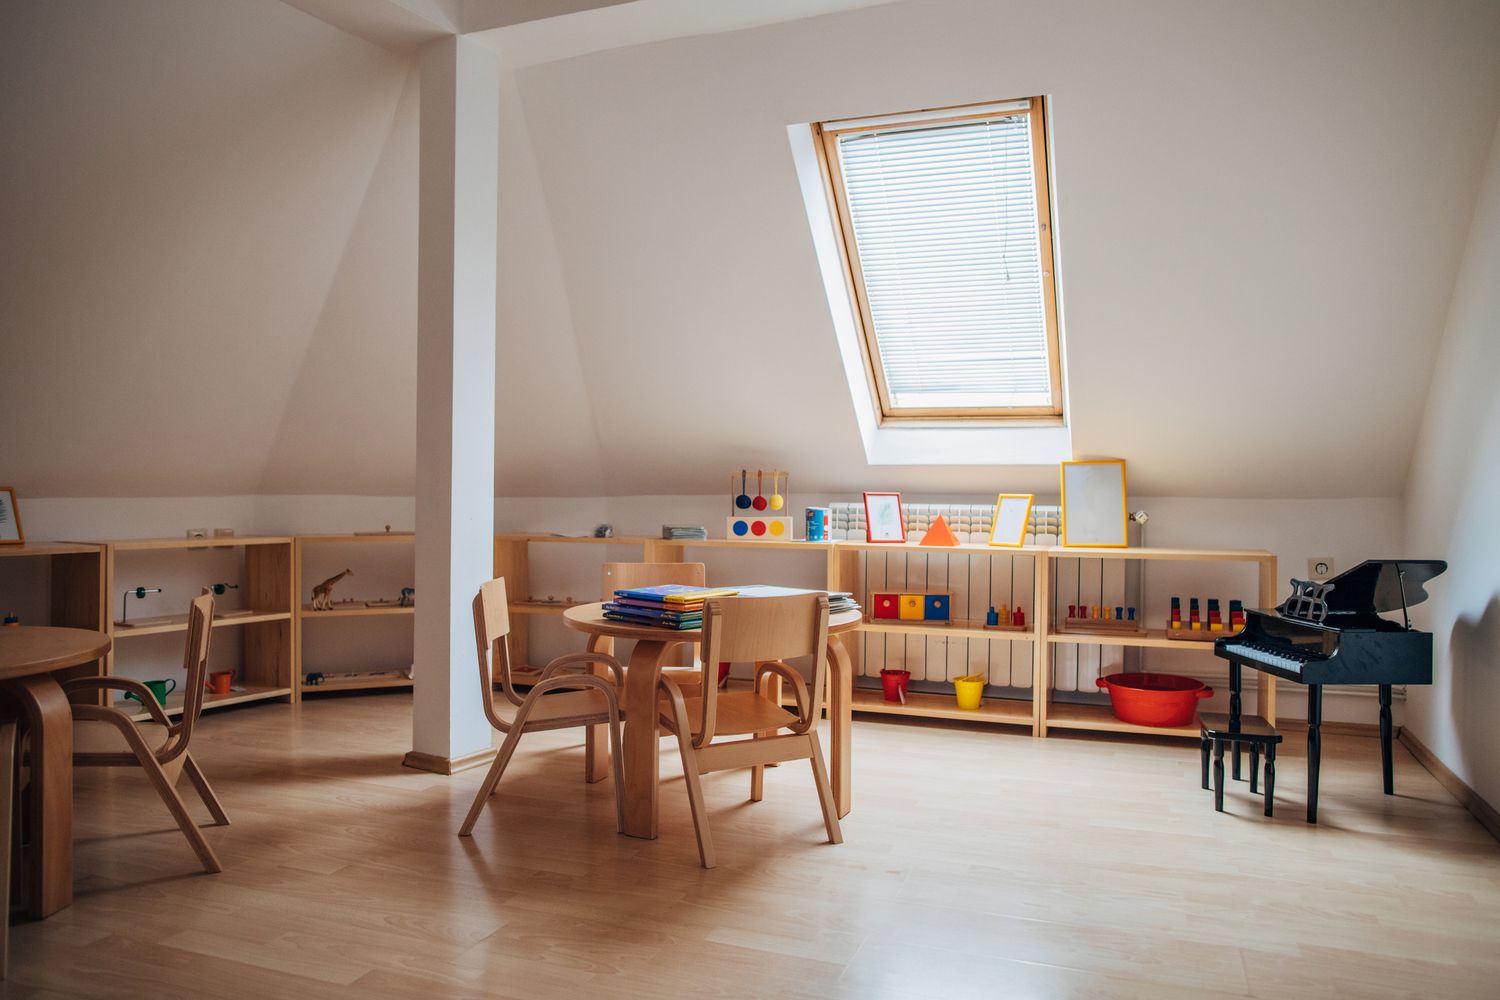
1060 460 1128 548
862 492 906 543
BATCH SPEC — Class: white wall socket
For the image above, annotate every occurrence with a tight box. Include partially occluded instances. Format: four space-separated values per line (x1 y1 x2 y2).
1307 556 1335 580
185 527 208 540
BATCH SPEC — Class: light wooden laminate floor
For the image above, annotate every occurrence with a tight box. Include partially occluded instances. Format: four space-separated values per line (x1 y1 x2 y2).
7 693 1499 999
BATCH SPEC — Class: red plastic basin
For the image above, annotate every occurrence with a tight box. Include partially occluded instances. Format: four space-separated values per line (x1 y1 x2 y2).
1095 672 1213 728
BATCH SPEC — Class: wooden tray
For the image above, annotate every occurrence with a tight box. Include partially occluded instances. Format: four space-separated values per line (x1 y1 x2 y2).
1164 623 1241 641
1063 616 1143 636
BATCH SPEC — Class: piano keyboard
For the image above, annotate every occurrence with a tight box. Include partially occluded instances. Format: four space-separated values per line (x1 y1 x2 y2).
1224 640 1323 674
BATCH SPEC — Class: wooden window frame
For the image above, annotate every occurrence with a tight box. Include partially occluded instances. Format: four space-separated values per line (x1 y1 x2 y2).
813 97 1064 424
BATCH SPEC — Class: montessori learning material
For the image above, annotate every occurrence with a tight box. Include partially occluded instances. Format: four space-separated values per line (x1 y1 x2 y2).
1167 596 1246 639
727 470 794 539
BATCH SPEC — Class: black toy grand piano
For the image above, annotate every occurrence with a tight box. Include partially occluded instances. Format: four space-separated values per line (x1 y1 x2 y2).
1214 559 1447 822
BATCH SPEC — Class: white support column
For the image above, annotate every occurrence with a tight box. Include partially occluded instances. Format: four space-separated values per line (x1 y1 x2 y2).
406 35 499 774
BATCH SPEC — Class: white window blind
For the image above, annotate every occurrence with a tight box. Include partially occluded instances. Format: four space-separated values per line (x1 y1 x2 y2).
832 111 1057 413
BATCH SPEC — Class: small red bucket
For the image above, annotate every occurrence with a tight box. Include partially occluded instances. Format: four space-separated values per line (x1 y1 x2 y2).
880 668 911 703
1095 672 1212 727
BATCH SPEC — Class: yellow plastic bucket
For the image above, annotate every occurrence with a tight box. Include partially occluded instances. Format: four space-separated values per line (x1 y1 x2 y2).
954 674 985 711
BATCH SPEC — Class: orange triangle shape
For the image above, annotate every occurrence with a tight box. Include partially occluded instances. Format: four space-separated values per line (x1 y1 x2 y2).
919 515 961 547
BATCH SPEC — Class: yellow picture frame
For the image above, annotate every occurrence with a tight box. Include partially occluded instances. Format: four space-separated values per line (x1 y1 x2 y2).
1060 460 1128 548
988 494 1034 547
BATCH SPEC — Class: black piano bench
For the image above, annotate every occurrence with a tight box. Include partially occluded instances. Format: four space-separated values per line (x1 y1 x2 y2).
1200 712 1282 817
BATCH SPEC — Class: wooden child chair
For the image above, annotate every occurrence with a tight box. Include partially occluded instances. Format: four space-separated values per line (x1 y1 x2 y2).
61 592 230 874
459 577 627 838
658 593 842 868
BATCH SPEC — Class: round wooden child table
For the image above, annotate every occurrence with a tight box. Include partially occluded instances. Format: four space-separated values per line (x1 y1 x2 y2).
0 625 112 917
562 602 861 840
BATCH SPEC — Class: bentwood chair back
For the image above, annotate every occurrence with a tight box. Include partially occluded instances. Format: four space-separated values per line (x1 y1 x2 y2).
62 591 230 874
459 577 627 837
658 592 842 868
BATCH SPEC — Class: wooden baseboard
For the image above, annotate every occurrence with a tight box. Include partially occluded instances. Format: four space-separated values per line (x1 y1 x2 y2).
1399 729 1500 844
402 746 496 775
1320 720 1380 738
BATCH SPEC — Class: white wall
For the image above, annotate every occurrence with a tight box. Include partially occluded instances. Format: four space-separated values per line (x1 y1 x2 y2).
1403 117 1500 809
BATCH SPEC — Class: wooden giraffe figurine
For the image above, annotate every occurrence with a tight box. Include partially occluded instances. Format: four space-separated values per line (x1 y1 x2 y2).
311 569 353 610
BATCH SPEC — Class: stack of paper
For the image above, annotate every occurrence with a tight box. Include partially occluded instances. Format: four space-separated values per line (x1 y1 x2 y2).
661 525 709 540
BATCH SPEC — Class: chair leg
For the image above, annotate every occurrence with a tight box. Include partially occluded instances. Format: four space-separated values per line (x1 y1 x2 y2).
458 725 526 838
667 698 715 869
136 746 222 873
1200 736 1210 791
606 704 626 835
182 754 230 827
1250 744 1260 795
1213 739 1225 813
750 764 764 802
807 734 843 846
1264 745 1277 818
1 720 15 981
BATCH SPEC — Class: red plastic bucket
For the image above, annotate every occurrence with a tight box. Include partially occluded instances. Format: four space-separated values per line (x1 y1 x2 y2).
1095 672 1212 727
880 668 911 703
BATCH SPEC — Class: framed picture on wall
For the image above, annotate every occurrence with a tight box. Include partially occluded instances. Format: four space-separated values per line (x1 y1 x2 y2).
862 492 906 543
0 486 24 545
1060 460 1128 547
988 494 1034 547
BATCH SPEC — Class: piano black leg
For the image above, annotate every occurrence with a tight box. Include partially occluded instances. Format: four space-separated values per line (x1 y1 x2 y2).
1229 661 1243 781
1307 684 1323 824
1213 738 1225 812
1264 744 1276 817
1200 736 1210 791
1250 743 1260 794
1379 683 1394 795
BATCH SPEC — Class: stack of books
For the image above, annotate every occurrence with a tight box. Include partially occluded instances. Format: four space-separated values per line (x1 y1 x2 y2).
661 525 709 541
603 584 740 630
827 592 860 614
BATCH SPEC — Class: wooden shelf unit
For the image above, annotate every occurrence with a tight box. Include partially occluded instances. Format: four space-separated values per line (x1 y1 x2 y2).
95 536 295 715
1036 545 1276 737
118 682 294 722
0 541 108 685
295 533 416 696
492 534 656 672
493 534 1275 741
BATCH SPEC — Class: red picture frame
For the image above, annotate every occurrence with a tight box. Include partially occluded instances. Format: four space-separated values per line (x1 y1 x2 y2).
862 491 906 543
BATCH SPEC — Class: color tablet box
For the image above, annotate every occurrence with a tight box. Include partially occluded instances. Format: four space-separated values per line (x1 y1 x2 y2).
899 595 924 620
725 515 793 540
872 593 899 619
924 595 949 621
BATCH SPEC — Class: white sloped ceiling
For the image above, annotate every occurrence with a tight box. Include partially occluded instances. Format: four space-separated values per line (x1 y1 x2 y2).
512 0 1500 498
4 0 1500 502
0 0 407 495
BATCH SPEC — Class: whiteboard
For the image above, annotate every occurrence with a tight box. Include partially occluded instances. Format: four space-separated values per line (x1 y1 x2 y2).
1061 461 1127 547
988 494 1033 547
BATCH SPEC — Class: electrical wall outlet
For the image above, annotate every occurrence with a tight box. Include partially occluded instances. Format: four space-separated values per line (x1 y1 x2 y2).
1308 556 1335 580
185 528 208 540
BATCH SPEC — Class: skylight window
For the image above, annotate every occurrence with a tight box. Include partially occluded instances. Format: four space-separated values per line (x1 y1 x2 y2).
815 98 1063 421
